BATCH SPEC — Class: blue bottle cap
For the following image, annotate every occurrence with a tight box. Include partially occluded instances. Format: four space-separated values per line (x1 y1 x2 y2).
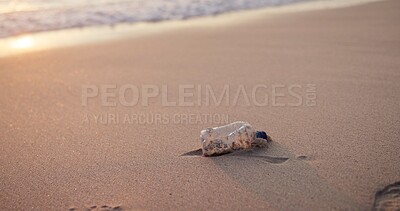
256 131 268 140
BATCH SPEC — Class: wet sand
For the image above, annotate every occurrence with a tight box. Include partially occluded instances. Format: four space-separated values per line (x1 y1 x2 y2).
1 0 400 210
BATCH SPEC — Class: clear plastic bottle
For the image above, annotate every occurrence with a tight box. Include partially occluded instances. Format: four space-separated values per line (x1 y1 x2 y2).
200 121 268 156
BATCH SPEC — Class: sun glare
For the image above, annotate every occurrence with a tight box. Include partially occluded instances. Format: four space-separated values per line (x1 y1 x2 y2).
12 36 34 49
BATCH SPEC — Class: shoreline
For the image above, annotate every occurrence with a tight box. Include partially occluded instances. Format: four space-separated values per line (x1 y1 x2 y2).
0 0 385 58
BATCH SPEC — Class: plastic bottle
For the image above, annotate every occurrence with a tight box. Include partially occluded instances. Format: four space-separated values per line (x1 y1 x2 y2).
200 121 269 156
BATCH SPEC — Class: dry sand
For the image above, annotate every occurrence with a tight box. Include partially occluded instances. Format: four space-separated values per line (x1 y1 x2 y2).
1 0 400 210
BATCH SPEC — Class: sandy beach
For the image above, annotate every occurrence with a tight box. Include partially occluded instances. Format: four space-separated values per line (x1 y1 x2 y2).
1 0 400 210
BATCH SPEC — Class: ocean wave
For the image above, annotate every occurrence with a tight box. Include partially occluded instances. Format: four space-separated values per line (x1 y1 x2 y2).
0 0 308 38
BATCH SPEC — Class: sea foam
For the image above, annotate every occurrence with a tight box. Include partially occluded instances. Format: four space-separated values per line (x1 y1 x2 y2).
0 0 308 38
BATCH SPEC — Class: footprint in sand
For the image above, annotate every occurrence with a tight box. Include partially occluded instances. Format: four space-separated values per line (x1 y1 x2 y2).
69 205 122 211
296 155 308 160
295 155 316 161
373 181 400 211
181 148 289 164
